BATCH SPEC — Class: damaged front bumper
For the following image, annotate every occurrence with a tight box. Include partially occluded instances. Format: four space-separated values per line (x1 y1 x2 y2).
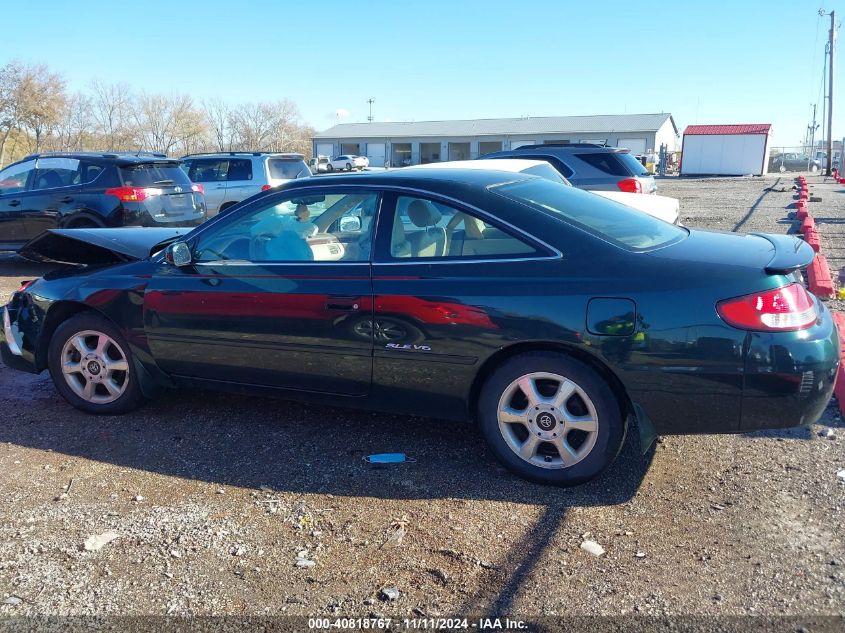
1 301 39 374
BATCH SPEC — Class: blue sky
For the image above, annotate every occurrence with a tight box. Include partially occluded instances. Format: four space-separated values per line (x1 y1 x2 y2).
0 0 839 146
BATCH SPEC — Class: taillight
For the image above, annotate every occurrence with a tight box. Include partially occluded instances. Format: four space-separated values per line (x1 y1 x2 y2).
105 186 161 202
617 178 643 193
717 283 818 331
260 184 272 192
191 183 204 195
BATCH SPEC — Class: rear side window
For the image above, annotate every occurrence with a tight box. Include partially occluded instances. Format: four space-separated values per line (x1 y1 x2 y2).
492 178 686 252
574 152 629 176
120 163 193 187
268 159 309 179
186 159 228 183
576 152 650 177
33 157 80 190
226 159 253 181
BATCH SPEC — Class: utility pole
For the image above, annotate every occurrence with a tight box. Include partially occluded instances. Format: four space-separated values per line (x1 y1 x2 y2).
810 103 818 152
367 97 375 123
824 9 836 175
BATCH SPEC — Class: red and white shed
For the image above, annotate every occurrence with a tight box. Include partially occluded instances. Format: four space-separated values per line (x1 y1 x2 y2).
680 124 772 176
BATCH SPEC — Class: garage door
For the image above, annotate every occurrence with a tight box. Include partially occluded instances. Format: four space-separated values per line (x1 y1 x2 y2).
366 143 385 168
617 138 647 154
316 143 334 158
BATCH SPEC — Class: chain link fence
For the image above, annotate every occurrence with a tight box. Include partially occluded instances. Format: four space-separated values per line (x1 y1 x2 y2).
768 146 833 173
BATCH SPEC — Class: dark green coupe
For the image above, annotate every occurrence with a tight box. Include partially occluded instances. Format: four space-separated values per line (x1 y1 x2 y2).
1 169 838 485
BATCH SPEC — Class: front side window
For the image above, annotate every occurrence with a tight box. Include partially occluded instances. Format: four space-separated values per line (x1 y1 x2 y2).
493 178 686 252
194 191 378 263
0 160 36 194
388 195 539 260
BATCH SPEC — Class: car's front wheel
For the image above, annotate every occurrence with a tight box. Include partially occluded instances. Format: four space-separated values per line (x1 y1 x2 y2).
327 164 334 172
345 162 352 171
478 352 625 486
48 312 146 414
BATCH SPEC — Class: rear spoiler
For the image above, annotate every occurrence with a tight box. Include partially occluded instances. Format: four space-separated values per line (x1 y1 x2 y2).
751 232 816 274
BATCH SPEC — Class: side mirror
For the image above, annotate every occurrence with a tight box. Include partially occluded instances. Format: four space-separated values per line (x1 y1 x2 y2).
165 241 192 267
339 215 362 233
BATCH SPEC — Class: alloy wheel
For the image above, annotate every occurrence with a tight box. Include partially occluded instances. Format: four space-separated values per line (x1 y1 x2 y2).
60 330 130 404
496 371 599 469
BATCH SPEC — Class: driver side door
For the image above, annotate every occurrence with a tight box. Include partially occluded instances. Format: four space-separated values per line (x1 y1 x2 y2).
143 188 380 396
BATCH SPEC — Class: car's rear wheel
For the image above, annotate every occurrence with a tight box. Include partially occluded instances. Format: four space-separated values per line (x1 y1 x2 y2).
810 164 819 173
327 164 334 172
345 162 352 171
48 312 145 414
478 352 625 485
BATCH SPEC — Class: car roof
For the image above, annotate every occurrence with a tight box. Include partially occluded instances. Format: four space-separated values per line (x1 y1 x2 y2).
19 151 178 166
285 167 533 192
405 159 551 174
180 152 305 160
511 143 627 153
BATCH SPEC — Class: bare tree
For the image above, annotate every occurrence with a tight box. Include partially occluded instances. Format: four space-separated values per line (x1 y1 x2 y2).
0 62 32 167
89 80 134 151
18 64 66 154
133 92 207 155
203 97 232 152
49 92 93 152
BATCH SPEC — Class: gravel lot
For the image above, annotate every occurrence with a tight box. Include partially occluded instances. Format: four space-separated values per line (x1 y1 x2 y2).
0 174 843 625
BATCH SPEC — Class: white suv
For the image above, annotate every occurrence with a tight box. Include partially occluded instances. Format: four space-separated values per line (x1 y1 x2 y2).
181 152 311 216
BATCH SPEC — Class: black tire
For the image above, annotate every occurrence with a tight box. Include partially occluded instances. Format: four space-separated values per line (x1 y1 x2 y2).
327 164 334 172
478 352 625 486
47 312 146 415
345 163 352 171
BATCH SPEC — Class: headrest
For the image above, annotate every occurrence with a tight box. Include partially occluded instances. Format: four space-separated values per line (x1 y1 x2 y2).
407 200 441 227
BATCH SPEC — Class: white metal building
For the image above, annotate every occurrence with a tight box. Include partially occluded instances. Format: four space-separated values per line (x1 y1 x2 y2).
679 124 772 176
313 113 679 167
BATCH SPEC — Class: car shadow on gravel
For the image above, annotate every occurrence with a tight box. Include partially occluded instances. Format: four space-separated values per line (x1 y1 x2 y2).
0 384 655 507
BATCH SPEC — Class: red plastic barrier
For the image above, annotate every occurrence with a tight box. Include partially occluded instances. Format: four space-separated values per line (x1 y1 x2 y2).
804 228 821 252
801 215 816 233
838 177 845 185
807 255 834 298
799 190 809 201
831 312 845 416
797 209 809 220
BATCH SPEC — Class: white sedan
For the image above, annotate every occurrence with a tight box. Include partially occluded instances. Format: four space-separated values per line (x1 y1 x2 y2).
327 155 368 171
407 159 680 225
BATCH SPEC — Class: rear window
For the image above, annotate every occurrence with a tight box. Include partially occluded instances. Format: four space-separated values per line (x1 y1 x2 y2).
120 163 192 187
268 159 308 179
492 178 686 252
576 151 649 177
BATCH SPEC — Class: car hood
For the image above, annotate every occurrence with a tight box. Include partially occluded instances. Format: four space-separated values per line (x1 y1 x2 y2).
19 227 192 265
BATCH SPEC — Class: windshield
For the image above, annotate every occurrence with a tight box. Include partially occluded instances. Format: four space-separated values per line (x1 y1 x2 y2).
492 178 686 252
268 159 308 179
120 163 193 187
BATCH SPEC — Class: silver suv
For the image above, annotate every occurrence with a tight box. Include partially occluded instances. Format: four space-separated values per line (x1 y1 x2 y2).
180 152 311 216
481 144 657 194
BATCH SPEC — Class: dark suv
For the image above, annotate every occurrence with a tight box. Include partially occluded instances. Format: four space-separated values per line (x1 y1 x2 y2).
0 152 206 251
480 143 657 193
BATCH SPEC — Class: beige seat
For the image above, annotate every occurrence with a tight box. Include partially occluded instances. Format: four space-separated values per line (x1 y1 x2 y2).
405 200 446 257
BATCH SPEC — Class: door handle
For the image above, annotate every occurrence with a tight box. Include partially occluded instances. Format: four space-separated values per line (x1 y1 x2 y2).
61 196 74 203
8 199 20 207
327 300 360 311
